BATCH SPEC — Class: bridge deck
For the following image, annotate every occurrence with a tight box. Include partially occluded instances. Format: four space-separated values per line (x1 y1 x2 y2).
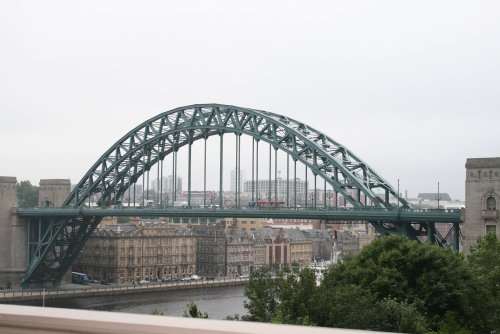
17 207 462 223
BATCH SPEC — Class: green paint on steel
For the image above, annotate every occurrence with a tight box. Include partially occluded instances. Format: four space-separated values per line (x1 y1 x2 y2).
18 207 461 224
20 104 461 288
64 104 407 209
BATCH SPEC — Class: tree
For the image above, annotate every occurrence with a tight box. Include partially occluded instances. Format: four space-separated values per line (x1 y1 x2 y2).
17 180 39 207
467 233 500 331
150 308 164 315
273 266 317 325
117 216 130 224
243 237 495 333
321 236 490 332
311 283 377 329
183 302 208 319
243 267 279 322
244 266 318 325
370 298 427 334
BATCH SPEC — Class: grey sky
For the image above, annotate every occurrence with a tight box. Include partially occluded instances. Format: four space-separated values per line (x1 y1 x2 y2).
1 0 499 201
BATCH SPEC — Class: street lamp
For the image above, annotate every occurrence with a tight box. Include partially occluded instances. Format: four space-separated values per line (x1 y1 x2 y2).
309 192 315 209
209 191 217 207
437 182 440 209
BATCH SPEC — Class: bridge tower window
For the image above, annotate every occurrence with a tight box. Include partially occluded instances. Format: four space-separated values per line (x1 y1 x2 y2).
486 197 496 211
486 225 496 234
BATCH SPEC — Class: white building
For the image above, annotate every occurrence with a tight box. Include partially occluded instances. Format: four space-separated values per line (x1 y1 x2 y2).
230 169 246 193
243 178 308 202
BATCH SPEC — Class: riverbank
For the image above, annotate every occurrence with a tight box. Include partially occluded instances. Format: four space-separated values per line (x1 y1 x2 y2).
0 277 248 307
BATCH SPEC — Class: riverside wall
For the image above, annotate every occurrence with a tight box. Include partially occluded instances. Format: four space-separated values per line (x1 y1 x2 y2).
0 277 248 307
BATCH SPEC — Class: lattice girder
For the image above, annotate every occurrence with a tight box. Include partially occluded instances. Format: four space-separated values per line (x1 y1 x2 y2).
65 104 408 209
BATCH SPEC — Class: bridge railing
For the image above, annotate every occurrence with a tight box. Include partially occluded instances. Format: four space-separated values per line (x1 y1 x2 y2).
18 205 462 214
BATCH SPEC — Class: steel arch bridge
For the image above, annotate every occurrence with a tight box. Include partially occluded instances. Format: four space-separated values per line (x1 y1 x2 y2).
18 104 461 287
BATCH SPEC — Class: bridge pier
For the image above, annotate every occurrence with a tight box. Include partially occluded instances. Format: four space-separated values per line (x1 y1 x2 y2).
29 179 72 288
0 177 73 289
0 176 27 289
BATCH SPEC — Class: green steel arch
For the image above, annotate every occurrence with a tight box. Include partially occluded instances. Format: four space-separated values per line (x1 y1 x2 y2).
65 103 408 209
22 103 423 288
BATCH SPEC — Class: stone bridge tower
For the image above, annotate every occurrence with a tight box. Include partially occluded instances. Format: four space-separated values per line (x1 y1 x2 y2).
0 177 26 289
464 157 500 253
0 178 72 288
39 179 71 207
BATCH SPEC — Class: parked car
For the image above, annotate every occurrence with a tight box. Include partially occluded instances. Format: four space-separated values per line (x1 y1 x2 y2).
205 276 215 280
238 274 250 279
162 276 180 283
139 279 150 284
190 274 202 280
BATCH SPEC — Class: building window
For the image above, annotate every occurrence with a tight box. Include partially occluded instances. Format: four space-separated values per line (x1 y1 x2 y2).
486 225 496 234
487 197 496 211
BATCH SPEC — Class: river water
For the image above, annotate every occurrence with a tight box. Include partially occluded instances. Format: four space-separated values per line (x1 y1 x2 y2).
107 285 247 320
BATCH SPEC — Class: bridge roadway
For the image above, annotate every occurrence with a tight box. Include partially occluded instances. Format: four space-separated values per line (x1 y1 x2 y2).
17 206 462 224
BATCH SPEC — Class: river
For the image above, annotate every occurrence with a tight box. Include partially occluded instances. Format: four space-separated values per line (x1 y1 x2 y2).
101 285 247 320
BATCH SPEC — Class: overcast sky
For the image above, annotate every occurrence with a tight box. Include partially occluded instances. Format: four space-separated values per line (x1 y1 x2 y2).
1 1 499 201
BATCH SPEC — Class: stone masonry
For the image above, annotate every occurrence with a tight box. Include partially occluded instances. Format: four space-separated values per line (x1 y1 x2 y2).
0 178 72 288
463 157 500 253
39 179 71 207
0 176 27 289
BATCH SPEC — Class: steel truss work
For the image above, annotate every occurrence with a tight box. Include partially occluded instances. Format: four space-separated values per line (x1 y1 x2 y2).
20 104 461 287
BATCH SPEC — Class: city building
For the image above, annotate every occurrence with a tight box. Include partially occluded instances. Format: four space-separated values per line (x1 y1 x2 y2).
73 220 197 284
192 225 227 277
251 233 266 270
243 178 308 204
223 217 263 234
306 229 335 261
230 169 246 193
262 218 321 230
170 216 217 226
253 227 313 269
463 157 500 253
226 229 253 277
166 175 183 203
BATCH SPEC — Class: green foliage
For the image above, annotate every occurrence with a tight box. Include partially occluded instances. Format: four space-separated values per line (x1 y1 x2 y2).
437 312 472 334
322 236 488 331
243 236 498 333
467 233 500 331
243 267 279 322
117 216 130 224
244 266 318 325
370 298 427 334
183 301 208 319
150 308 164 315
274 267 317 325
17 180 39 207
312 283 376 329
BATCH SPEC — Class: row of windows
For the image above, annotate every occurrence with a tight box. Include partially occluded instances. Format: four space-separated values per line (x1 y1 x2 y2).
119 255 195 266
110 237 194 247
469 170 500 178
228 255 250 262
